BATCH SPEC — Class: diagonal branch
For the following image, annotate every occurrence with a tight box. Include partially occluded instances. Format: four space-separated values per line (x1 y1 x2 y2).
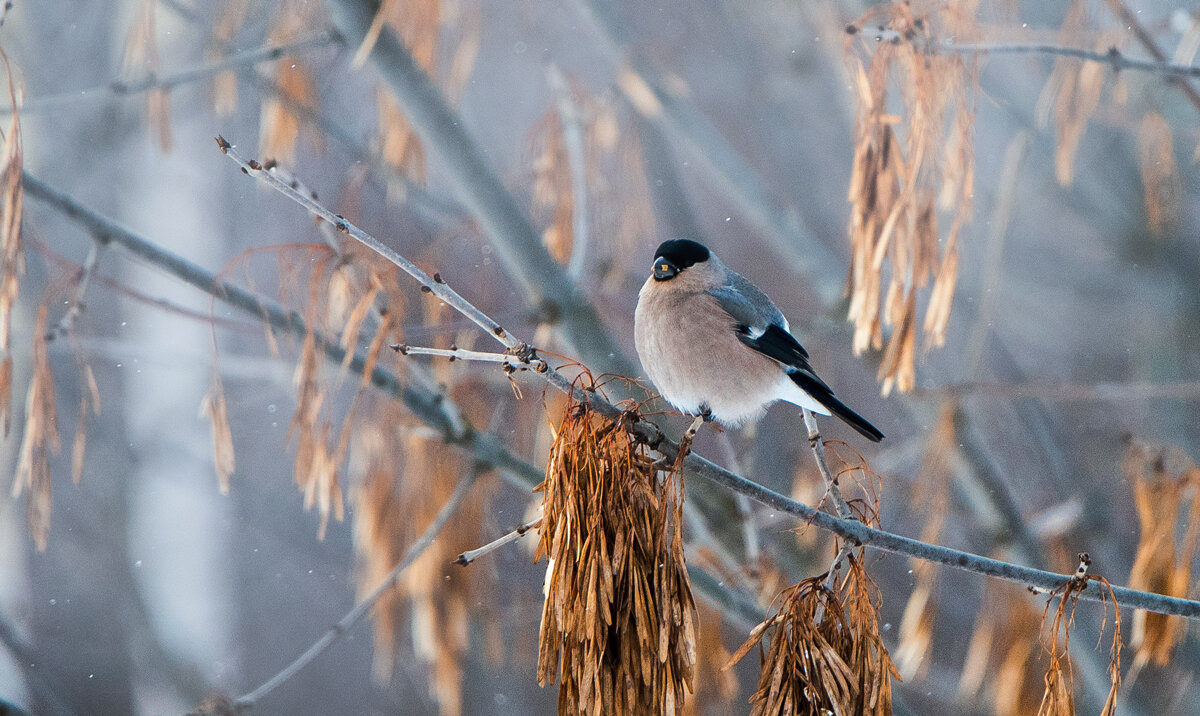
21 171 542 490
937 40 1200 79
22 173 769 703
218 147 1200 622
327 0 637 378
1102 0 1200 115
5 31 340 116
234 467 481 710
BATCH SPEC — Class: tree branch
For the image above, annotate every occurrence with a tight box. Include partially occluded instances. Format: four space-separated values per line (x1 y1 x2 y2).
1102 0 1200 115
21 171 542 490
215 149 1200 622
22 173 770 705
572 0 846 305
233 468 481 711
937 40 1200 78
326 0 637 378
5 31 340 115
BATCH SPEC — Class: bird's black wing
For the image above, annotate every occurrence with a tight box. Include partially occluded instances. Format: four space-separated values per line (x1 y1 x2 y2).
709 282 831 390
736 324 834 393
711 281 884 442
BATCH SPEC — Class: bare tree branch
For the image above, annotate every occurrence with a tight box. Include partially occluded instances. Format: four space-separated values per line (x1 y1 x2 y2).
234 468 481 711
1102 0 1200 115
327 0 637 378
572 0 846 305
5 31 339 115
22 174 768 703
21 171 543 490
454 516 541 566
938 40 1200 78
218 148 1200 622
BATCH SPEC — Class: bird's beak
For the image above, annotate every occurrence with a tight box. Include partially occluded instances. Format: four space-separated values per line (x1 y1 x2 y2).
651 257 679 281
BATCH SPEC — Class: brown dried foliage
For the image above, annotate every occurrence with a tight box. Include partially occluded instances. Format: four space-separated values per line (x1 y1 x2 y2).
536 391 697 715
360 0 481 198
0 52 22 436
352 403 490 716
1035 0 1113 188
956 583 1044 715
208 0 251 116
844 1 978 395
1135 111 1179 237
259 1 324 164
728 555 898 716
70 351 99 485
532 106 575 265
893 401 954 680
1035 564 1122 716
376 90 427 198
1123 439 1200 671
122 0 171 152
348 255 497 715
12 303 60 551
200 367 235 494
286 252 347 540
528 79 620 270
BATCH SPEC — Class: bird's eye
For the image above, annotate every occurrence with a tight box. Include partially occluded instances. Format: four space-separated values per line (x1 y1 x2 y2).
652 260 678 280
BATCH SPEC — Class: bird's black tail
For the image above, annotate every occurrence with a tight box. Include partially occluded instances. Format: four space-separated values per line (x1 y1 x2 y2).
788 372 884 442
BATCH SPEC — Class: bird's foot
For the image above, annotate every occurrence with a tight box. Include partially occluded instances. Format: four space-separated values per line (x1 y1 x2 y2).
675 413 707 460
653 408 711 471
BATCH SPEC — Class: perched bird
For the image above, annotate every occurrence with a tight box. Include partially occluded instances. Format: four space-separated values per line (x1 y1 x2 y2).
634 239 883 442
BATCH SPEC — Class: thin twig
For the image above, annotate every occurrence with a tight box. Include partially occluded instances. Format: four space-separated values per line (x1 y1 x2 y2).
219 141 527 353
327 0 637 378
23 173 774 694
209 151 1200 621
217 139 609 414
715 431 760 572
391 343 527 368
5 31 340 115
802 408 854 521
22 172 543 492
47 240 103 341
234 470 480 711
814 542 854 624
937 41 1200 78
1102 0 1200 115
454 516 542 566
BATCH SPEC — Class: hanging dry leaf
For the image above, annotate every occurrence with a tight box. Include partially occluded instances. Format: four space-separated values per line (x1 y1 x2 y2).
0 51 23 436
259 1 323 163
1136 111 1179 237
728 556 898 716
1035 558 1122 716
844 2 978 395
200 368 236 494
1123 440 1199 672
12 302 60 551
536 387 696 714
208 0 250 116
121 0 171 152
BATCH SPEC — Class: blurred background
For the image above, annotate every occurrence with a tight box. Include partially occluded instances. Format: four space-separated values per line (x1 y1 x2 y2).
1 0 1199 714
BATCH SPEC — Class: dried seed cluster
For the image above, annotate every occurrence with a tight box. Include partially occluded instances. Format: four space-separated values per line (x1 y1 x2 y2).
729 557 898 716
844 2 977 395
536 394 697 714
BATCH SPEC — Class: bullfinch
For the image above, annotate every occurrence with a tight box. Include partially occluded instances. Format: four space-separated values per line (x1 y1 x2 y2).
634 239 883 442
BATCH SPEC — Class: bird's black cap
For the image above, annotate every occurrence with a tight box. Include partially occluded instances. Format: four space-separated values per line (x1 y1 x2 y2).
653 239 710 270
